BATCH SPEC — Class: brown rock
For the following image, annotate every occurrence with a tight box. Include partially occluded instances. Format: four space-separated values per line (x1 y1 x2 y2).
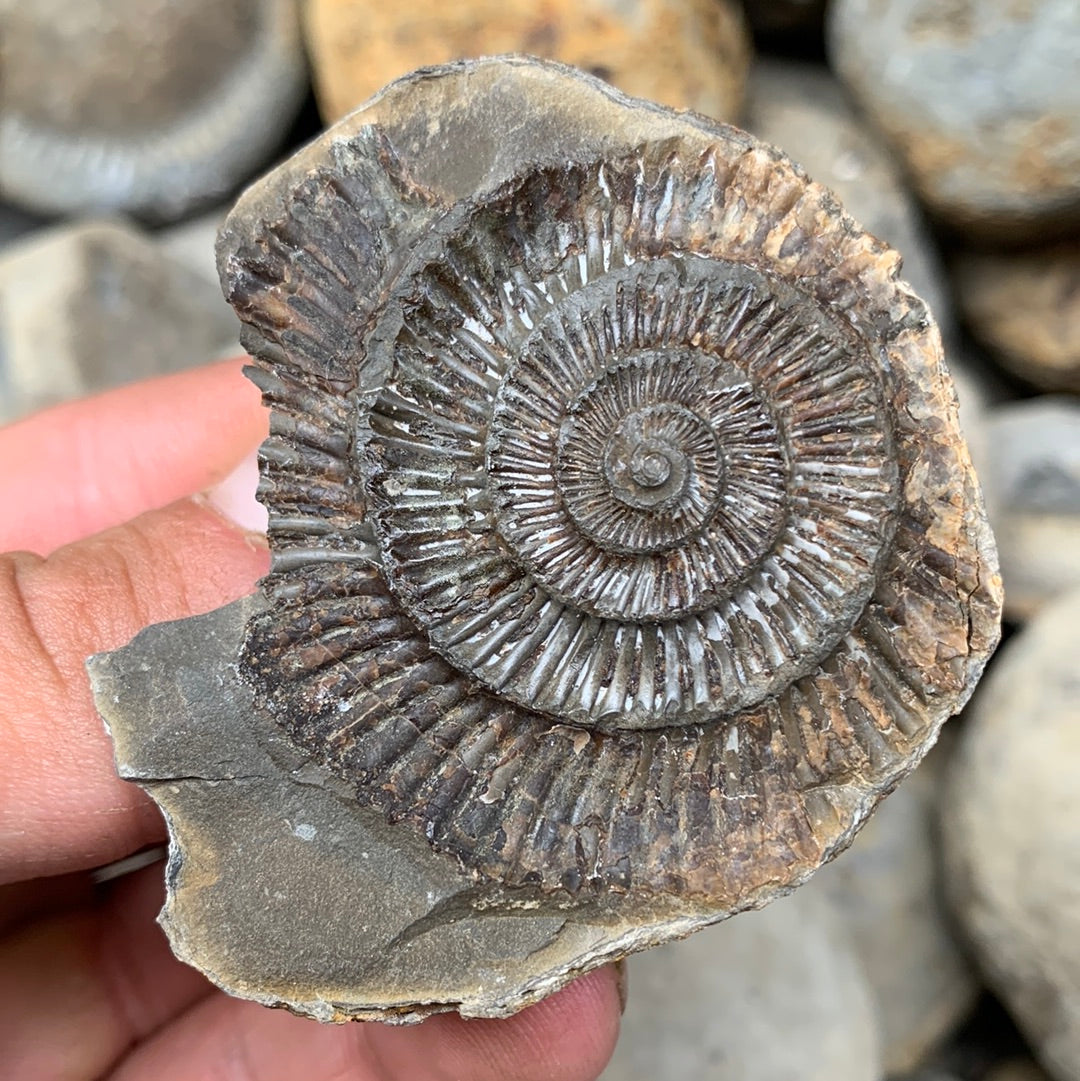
944 587 1080 1081
954 243 1080 393
302 0 751 122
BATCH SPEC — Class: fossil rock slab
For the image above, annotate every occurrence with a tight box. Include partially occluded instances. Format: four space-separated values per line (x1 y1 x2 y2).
0 0 307 221
303 0 751 124
91 595 754 1020
96 57 1000 1020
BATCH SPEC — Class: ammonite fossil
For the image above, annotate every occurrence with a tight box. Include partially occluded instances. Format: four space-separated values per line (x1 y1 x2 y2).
219 56 1001 917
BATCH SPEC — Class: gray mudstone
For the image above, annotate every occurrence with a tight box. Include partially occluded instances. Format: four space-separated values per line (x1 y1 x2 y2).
944 588 1080 1081
0 219 239 422
808 742 980 1075
954 243 1080 394
90 596 771 1022
598 886 881 1081
0 0 307 222
827 0 1080 242
979 398 1080 622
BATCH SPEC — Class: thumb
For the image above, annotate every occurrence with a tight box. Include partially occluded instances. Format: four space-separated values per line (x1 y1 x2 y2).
0 499 267 884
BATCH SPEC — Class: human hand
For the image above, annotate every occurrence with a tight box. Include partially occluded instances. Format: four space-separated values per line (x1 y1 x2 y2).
0 358 621 1080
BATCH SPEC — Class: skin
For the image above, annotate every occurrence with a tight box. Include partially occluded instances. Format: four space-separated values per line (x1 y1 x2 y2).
0 357 621 1081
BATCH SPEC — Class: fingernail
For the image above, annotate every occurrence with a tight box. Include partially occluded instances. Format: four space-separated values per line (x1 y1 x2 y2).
202 449 268 536
613 958 629 1015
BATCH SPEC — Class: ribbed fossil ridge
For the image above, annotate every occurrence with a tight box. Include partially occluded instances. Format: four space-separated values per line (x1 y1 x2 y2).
219 58 1001 910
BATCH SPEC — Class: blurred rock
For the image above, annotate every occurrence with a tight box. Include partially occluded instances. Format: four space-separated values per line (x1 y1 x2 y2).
599 888 881 1081
954 243 1080 393
744 59 951 331
827 0 1080 243
809 743 980 1074
0 0 307 222
944 588 1080 1081
741 0 826 38
159 208 229 287
979 398 1080 621
0 202 43 249
0 219 239 422
303 0 751 123
987 1059 1056 1081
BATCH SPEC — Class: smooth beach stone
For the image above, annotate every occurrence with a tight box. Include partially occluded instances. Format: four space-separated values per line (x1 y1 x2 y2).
0 0 307 221
303 0 751 123
954 243 1080 394
945 588 1080 1081
809 744 980 1074
0 219 238 422
598 887 881 1081
828 0 1080 242
979 398 1080 621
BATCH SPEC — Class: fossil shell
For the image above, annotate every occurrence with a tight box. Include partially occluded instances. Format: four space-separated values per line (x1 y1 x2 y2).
219 57 1001 915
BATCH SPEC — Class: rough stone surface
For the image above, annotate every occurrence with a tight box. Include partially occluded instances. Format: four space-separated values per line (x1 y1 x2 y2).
598 887 881 1081
954 243 1080 393
743 61 998 468
809 742 980 1074
979 398 1080 621
0 219 239 422
827 0 1080 242
0 0 307 221
91 596 781 1022
302 0 751 123
944 588 1080 1081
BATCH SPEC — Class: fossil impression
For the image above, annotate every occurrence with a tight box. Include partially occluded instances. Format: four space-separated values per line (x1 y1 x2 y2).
94 56 1001 1020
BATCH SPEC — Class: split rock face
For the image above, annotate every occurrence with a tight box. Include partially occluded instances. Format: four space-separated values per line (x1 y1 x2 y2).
98 58 1002 1019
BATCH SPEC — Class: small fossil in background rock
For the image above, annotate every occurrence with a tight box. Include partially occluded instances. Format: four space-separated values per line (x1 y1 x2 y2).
945 587 1080 1081
828 0 1080 243
0 0 307 221
0 219 239 423
302 0 751 123
92 57 1001 1023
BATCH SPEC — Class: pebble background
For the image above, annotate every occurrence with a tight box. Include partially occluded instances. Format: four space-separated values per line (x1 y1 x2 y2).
1 1 1078 1079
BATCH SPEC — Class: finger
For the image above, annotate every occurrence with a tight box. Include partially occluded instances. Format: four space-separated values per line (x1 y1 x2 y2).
0 499 268 884
1 864 212 1081
108 966 621 1081
0 357 267 556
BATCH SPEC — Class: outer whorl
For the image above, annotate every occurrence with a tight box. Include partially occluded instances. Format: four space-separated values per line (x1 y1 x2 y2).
218 57 1001 912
